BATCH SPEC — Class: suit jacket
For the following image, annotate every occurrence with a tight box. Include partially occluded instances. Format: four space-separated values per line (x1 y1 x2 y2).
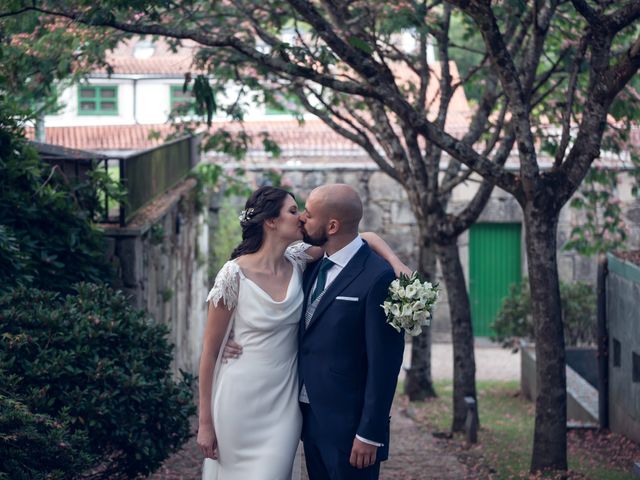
298 241 405 461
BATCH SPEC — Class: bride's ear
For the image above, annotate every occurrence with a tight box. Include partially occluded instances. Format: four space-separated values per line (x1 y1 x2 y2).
264 217 278 231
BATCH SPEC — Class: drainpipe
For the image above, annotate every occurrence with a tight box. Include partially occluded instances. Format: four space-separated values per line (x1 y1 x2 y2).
35 103 46 142
132 78 139 124
597 253 609 430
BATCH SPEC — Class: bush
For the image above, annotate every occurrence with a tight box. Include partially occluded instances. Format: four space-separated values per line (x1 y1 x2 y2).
0 372 95 480
492 279 597 350
0 105 112 294
0 284 196 479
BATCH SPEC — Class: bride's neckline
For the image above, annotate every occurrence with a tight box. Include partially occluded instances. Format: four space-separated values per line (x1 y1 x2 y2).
233 257 297 303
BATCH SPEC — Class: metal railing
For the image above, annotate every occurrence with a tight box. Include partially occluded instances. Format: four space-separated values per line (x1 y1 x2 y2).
118 135 200 225
34 135 201 227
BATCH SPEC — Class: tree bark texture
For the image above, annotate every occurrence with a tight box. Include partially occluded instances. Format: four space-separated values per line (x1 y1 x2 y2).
404 227 437 400
437 239 477 432
524 206 567 472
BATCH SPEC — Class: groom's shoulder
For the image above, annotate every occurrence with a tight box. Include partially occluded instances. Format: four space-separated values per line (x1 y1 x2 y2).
363 248 394 278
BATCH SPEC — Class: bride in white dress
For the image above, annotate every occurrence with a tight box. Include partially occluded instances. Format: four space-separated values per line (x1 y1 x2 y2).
198 186 406 480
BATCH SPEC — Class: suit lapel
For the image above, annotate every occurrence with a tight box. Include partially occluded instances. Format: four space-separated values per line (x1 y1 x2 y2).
300 259 321 334
304 243 371 332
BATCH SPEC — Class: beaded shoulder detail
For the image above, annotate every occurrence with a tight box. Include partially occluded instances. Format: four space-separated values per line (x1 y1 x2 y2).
285 242 314 271
206 261 240 309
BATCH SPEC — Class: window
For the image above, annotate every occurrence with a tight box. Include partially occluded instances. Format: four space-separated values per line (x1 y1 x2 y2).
78 86 118 115
613 338 621 367
633 351 640 383
170 85 194 113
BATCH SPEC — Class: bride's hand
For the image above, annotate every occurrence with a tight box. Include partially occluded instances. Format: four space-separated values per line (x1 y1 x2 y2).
197 422 219 460
392 261 413 278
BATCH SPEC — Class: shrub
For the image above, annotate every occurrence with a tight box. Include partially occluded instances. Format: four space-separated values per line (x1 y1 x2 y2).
0 284 195 479
0 105 112 294
0 372 95 480
492 279 597 350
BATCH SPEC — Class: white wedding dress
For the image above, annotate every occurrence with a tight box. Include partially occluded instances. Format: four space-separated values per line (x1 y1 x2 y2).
202 244 309 480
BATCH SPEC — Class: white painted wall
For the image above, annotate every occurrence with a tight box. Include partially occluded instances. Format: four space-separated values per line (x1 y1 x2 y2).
45 76 300 127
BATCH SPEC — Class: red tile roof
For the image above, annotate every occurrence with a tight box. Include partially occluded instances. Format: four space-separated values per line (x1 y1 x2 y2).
97 38 199 76
25 116 474 157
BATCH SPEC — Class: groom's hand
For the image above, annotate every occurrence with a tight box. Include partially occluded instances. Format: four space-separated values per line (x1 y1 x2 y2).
349 438 377 469
221 338 243 362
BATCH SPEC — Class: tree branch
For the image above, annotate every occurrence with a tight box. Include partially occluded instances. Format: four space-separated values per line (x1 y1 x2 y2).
555 36 588 167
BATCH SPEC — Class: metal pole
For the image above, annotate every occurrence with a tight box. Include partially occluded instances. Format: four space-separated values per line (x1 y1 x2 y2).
597 253 609 430
119 157 126 227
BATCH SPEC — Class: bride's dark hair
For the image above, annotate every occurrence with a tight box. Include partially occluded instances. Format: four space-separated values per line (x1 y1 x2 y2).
230 186 296 259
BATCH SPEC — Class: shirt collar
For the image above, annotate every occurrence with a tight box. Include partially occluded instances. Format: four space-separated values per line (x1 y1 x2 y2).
326 235 364 269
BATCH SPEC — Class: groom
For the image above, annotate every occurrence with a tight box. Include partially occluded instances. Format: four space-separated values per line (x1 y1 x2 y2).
297 184 404 480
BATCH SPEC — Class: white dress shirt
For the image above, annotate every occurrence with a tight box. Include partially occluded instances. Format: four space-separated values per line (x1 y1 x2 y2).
309 236 383 448
312 235 364 292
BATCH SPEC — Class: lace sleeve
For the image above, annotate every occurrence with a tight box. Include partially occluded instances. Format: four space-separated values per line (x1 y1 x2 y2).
285 242 314 271
206 261 240 309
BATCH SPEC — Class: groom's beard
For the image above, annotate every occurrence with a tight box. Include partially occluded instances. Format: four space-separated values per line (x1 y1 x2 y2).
302 227 328 247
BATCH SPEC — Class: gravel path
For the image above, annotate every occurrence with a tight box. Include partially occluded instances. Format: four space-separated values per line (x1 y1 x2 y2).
151 396 468 480
151 341 516 479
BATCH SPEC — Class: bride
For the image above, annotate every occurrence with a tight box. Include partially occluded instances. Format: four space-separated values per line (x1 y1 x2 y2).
198 185 408 479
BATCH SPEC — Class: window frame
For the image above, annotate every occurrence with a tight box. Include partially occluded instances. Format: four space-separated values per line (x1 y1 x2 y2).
77 85 119 116
169 85 195 114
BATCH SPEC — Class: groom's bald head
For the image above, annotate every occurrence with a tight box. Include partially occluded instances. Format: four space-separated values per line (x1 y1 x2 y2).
308 184 363 234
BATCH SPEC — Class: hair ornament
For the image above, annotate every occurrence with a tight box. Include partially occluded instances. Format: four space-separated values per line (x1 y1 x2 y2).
238 208 255 223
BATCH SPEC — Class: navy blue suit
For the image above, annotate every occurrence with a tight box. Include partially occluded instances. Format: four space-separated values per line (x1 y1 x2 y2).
298 242 405 479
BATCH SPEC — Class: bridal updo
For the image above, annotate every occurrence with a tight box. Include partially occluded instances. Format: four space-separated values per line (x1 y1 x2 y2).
230 186 296 259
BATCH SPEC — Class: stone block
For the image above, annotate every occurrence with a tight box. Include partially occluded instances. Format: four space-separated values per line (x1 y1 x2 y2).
557 254 575 282
362 203 384 232
303 171 327 190
119 237 142 288
368 172 405 201
390 202 416 225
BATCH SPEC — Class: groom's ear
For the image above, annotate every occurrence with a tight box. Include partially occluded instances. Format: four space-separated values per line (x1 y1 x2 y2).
327 218 340 235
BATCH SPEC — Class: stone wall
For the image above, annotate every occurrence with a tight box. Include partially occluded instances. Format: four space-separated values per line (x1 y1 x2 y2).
102 178 209 376
606 253 640 443
239 165 640 339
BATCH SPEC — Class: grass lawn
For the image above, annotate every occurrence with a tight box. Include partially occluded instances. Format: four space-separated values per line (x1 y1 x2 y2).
409 380 638 479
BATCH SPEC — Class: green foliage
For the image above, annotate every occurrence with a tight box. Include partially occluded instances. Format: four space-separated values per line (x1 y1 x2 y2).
0 6 125 118
0 380 95 480
0 284 196 479
210 196 243 276
448 12 486 103
492 279 597 349
0 101 112 294
150 223 165 245
565 167 634 257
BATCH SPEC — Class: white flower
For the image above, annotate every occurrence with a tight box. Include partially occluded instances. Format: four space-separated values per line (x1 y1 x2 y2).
405 284 418 299
412 300 426 311
388 322 402 333
401 304 414 317
407 324 422 336
383 273 439 337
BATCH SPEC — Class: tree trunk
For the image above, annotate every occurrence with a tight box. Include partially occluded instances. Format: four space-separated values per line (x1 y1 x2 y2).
404 228 437 400
525 206 567 472
437 239 477 432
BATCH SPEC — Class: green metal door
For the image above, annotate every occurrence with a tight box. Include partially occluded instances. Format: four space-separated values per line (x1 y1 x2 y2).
469 223 522 336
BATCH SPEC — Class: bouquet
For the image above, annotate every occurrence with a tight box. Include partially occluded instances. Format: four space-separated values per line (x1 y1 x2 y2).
382 272 439 336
